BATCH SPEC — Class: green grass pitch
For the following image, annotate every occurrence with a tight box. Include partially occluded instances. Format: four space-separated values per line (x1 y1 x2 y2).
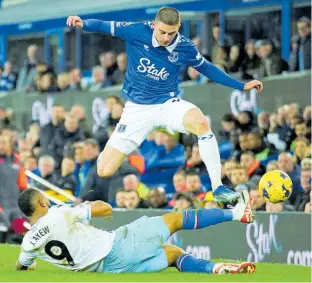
0 244 311 282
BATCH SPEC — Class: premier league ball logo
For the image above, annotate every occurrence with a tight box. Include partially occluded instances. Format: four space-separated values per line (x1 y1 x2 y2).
168 51 179 63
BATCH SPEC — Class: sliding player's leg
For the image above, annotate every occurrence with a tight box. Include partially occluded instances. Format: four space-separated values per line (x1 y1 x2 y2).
163 245 256 274
162 190 254 236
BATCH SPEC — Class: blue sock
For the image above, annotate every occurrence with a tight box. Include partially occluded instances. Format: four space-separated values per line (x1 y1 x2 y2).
183 208 233 230
176 254 215 273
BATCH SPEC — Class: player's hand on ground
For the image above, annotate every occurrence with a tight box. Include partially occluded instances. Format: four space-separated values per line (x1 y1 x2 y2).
244 80 263 92
66 16 83 28
28 261 37 271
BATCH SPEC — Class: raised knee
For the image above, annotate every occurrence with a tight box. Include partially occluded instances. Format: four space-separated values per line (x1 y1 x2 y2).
97 164 116 178
195 118 210 135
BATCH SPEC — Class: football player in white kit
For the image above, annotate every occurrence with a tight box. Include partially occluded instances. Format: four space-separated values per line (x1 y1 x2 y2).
16 189 256 274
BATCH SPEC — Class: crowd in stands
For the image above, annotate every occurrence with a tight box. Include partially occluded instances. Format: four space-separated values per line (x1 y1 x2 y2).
0 17 310 92
0 17 311 244
0 95 311 242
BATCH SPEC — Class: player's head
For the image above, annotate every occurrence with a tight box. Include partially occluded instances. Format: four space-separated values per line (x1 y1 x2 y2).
18 188 51 218
153 7 181 47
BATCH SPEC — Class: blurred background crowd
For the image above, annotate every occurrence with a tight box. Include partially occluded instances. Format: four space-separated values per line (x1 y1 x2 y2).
0 16 311 93
0 0 311 244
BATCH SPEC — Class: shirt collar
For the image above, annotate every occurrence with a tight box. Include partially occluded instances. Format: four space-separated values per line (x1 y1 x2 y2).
152 31 180 53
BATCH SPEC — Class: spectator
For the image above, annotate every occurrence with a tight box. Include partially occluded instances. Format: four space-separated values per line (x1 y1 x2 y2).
266 161 278 172
241 40 261 79
293 137 310 166
48 113 85 168
146 187 168 209
0 61 17 91
124 191 146 209
185 144 207 175
303 105 311 129
222 159 237 187
112 53 128 85
173 170 187 193
257 40 288 77
289 17 311 72
213 46 229 69
0 134 18 163
78 139 100 189
257 112 270 137
250 188 266 211
38 72 57 93
107 156 140 202
232 132 249 162
173 193 194 210
52 157 77 201
237 111 255 132
247 130 277 162
294 169 311 211
75 139 109 203
99 51 117 80
228 44 243 73
240 151 266 178
277 152 302 204
24 155 39 176
219 113 236 142
36 155 57 189
56 73 70 92
40 104 65 154
115 191 127 208
0 106 16 133
89 66 112 92
70 104 92 138
123 174 150 200
185 171 207 194
69 68 82 91
294 120 310 141
301 158 311 170
16 44 38 92
230 165 249 189
229 129 241 160
109 100 124 128
145 132 185 173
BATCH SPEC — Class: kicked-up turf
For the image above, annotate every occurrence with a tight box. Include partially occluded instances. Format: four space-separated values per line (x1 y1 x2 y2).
0 244 311 282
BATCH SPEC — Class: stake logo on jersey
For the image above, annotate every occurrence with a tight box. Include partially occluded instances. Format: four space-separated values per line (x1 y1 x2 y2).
108 21 205 104
137 58 169 81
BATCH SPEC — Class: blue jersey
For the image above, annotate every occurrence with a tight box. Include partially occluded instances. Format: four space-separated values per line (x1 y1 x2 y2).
83 20 245 105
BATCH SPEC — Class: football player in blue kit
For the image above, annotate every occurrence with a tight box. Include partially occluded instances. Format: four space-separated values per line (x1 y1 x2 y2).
67 7 263 203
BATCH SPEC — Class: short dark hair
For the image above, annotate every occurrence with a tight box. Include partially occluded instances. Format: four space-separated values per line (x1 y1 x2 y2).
155 7 181 26
186 171 200 178
83 138 99 149
18 189 40 217
222 113 235 122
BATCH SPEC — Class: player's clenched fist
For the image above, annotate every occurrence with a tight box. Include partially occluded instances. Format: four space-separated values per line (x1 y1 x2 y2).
66 16 83 28
244 80 264 92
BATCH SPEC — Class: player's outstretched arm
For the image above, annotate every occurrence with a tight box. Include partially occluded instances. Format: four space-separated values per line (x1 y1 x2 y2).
66 16 111 34
194 60 263 92
89 200 112 217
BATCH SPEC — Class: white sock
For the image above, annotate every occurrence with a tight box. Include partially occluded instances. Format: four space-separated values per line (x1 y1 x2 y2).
198 130 223 191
